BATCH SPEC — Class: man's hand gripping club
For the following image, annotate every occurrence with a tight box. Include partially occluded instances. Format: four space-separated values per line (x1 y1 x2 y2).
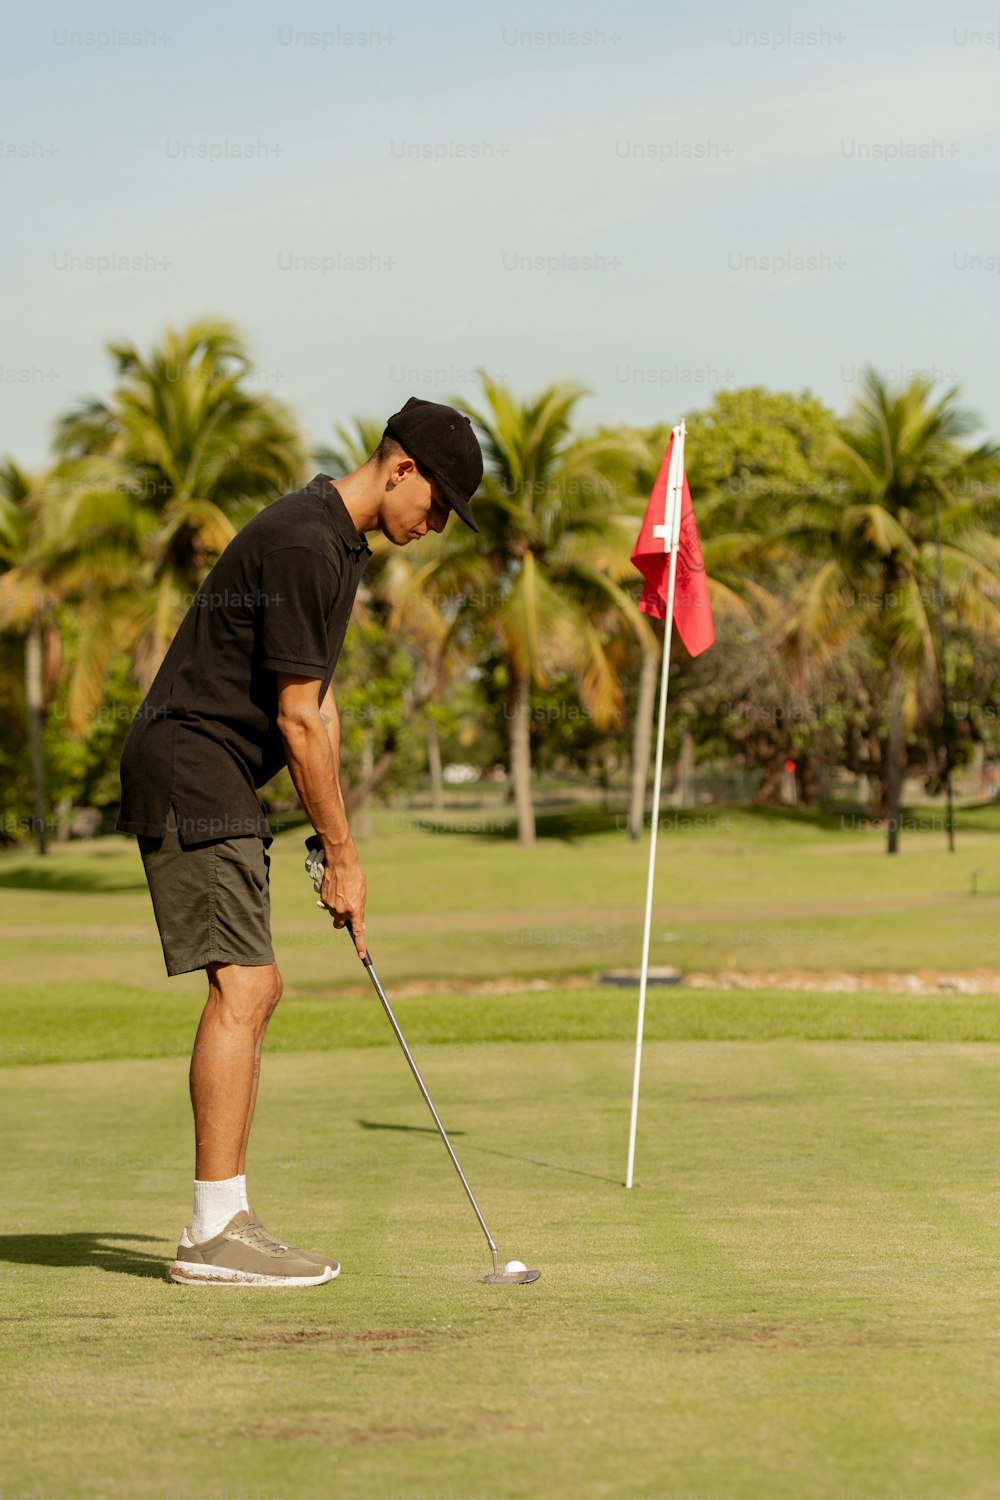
305 837 367 959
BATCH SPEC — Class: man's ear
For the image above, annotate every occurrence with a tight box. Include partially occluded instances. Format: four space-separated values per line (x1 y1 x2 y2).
391 456 418 485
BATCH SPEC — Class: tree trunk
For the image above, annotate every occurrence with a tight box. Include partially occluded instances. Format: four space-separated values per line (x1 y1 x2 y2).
55 794 73 843
796 753 821 806
868 730 887 815
25 621 47 856
752 758 785 805
354 729 374 840
627 646 658 839
427 721 444 812
508 669 535 847
675 730 695 808
343 732 396 820
886 655 905 854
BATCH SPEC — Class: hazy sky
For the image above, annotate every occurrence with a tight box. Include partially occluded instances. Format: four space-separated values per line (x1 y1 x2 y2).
3 0 998 465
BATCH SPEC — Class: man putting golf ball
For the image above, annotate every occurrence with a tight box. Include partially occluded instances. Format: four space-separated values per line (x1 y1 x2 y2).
116 398 483 1288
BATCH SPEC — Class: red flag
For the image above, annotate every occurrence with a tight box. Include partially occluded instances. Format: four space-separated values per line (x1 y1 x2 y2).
630 434 714 657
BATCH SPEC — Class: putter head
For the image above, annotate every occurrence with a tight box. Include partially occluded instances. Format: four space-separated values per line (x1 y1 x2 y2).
483 1269 541 1285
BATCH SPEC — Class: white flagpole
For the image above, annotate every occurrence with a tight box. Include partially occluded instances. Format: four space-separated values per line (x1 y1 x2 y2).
625 421 686 1189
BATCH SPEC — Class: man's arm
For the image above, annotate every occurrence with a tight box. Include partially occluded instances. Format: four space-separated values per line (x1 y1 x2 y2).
318 679 341 767
276 672 366 957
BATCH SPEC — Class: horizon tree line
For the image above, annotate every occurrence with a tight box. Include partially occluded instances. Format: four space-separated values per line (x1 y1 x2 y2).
3 318 1000 856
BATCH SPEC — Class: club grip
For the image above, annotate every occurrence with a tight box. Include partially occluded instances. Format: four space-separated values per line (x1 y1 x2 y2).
305 835 369 963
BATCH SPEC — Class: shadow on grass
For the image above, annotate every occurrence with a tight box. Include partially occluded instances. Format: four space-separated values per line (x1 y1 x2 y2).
357 1118 618 1185
414 804 628 845
0 1232 168 1280
737 799 1000 836
357 1118 466 1138
736 802 865 832
466 1142 622 1186
0 867 148 894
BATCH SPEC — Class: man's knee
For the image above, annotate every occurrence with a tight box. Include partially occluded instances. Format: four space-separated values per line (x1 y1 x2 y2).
268 968 284 1019
205 962 283 1029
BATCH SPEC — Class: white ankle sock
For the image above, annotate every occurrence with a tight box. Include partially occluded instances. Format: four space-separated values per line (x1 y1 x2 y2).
237 1174 250 1212
192 1177 244 1242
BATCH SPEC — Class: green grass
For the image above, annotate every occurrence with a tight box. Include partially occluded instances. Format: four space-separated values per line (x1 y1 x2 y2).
7 804 1000 1496
6 1030 1000 1498
6 982 1000 1069
5 800 1000 989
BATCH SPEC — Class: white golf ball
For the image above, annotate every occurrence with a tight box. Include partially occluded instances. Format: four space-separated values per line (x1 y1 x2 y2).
504 1259 527 1274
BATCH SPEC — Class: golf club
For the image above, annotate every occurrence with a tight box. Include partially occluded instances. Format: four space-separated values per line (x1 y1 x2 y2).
304 835 540 1286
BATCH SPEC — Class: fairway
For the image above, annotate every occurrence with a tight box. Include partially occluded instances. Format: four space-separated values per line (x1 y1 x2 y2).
6 1020 1000 1497
5 803 1000 997
6 812 1000 1497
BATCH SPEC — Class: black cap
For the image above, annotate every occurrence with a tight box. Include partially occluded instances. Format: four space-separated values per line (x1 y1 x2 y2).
384 397 483 533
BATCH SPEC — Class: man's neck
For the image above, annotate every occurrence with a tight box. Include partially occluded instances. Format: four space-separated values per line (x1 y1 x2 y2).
326 467 380 537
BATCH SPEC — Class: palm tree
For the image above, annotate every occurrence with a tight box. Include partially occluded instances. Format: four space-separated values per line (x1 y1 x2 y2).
316 417 385 476
52 317 305 694
427 373 653 846
778 368 1000 853
0 462 68 852
8 456 164 730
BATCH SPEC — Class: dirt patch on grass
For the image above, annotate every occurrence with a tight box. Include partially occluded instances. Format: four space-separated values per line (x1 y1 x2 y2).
351 1329 436 1354
209 1326 457 1354
685 968 1000 996
244 1328 337 1345
347 1424 449 1446
292 966 1000 1000
648 1322 919 1352
248 1426 326 1441
347 1412 540 1446
1 1312 115 1322
689 1093 800 1105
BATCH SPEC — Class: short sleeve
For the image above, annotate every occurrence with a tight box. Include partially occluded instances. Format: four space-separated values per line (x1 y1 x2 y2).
257 546 339 676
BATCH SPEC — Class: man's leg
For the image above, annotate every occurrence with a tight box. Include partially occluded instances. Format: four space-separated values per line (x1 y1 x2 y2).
171 955 339 1283
236 976 280 1176
171 955 335 1286
190 961 283 1180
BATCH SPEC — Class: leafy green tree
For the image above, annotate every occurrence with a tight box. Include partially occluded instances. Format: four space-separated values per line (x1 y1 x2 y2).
316 417 385 476
324 384 649 846
0 459 151 847
52 317 305 696
437 373 649 846
0 461 66 852
682 386 841 515
616 391 839 835
779 368 1000 851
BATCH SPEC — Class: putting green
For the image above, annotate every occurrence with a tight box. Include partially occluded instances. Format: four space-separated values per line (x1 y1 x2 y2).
5 1030 1000 1497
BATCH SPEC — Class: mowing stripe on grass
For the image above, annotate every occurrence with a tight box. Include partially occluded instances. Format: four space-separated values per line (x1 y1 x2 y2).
5 982 1000 1067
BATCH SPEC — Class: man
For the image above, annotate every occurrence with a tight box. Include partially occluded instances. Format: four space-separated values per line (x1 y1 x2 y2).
116 397 483 1288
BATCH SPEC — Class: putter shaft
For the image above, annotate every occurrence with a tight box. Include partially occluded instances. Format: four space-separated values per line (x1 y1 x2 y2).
346 921 501 1278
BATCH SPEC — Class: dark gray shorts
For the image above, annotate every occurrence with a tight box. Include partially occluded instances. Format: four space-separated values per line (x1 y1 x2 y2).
137 805 275 977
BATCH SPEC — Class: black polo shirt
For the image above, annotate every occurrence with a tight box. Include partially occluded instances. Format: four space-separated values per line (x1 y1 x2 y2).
116 475 372 848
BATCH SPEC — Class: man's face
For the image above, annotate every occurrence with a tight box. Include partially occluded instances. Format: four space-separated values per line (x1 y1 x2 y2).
381 457 451 546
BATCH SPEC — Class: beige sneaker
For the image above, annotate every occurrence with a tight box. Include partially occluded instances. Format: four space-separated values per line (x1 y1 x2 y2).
245 1205 340 1276
169 1210 338 1287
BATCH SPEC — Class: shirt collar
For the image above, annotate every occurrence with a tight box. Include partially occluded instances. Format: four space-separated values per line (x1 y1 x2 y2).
307 473 372 559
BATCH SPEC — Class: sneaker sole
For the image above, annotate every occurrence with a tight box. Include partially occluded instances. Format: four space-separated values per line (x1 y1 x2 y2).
168 1260 339 1288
